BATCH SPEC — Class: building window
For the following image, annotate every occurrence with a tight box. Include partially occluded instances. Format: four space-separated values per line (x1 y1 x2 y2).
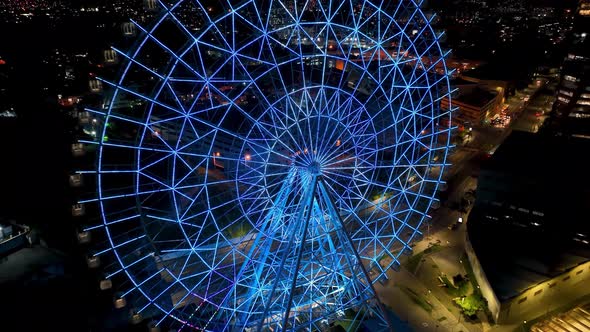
557 96 570 103
576 270 583 275
518 297 527 304
563 276 571 281
563 81 578 89
564 75 579 82
570 112 590 118
534 290 542 296
532 211 544 216
560 90 574 97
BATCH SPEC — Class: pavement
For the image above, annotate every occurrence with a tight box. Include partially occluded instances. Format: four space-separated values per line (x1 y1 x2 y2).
376 266 472 332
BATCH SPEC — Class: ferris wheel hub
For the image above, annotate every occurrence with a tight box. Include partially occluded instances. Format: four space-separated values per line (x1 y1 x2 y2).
307 161 322 175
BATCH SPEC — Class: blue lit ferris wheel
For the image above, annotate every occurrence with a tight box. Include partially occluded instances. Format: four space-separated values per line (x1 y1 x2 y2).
81 0 453 330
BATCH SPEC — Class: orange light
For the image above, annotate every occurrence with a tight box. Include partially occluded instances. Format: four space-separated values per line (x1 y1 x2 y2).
215 152 221 157
336 139 341 147
245 154 251 161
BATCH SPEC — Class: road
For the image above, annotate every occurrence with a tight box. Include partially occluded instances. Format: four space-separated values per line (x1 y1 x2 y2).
377 266 472 332
511 92 553 134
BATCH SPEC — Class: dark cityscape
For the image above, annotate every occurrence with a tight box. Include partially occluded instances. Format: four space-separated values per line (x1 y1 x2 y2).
0 0 588 331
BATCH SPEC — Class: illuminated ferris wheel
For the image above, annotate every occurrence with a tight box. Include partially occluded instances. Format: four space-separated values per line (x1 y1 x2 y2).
80 0 453 330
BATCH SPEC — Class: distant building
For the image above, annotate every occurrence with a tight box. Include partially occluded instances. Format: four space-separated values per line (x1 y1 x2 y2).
0 221 30 257
442 78 503 125
579 0 590 17
440 58 486 78
549 0 590 138
461 65 515 102
466 131 590 323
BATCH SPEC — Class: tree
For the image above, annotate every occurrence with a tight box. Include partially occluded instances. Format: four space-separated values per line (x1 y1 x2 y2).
455 293 487 316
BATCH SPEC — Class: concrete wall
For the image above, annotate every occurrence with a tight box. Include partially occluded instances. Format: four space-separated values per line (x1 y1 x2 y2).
498 260 590 323
464 232 502 322
466 227 590 324
0 231 28 257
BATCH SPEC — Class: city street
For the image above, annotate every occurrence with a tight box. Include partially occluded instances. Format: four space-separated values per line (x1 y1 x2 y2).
512 92 554 134
463 77 553 155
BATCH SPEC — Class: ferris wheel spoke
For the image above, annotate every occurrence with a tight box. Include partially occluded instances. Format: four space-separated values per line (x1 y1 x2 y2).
320 172 410 220
319 175 369 212
130 18 206 81
314 178 375 247
315 117 371 165
311 92 339 155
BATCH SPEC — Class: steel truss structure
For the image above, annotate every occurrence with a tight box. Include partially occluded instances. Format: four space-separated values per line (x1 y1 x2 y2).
79 0 454 330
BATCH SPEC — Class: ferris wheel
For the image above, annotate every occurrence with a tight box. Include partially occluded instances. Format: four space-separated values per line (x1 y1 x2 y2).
80 0 453 330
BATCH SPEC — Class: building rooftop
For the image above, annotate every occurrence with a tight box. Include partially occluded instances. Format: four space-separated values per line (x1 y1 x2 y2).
455 87 498 108
531 302 590 332
484 130 590 180
468 131 590 301
451 77 479 87
462 63 520 82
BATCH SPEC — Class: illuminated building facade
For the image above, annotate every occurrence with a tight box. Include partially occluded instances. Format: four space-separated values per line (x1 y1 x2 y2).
441 78 503 125
550 0 590 138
